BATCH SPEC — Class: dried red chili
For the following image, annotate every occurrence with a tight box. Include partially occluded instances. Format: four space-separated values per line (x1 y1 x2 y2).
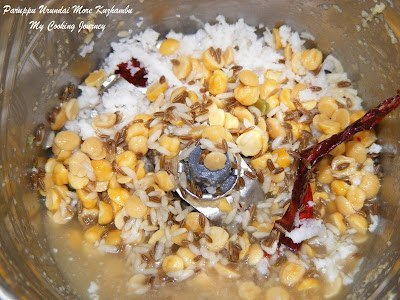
278 183 314 251
278 92 400 249
115 58 148 87
299 183 314 220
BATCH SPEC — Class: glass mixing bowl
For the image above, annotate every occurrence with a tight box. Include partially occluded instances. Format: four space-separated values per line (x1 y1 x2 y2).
0 0 399 298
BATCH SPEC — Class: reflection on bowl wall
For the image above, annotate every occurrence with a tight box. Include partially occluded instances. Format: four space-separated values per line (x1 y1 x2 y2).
0 0 399 298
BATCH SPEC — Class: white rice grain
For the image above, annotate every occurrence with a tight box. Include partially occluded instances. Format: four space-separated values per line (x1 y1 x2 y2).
252 231 270 239
167 269 194 281
261 176 272 193
148 129 163 143
195 114 209 123
178 143 196 160
133 245 152 254
216 92 234 99
154 241 165 261
223 207 237 224
175 209 189 222
171 228 187 237
145 202 162 208
174 200 182 213
120 166 137 179
271 136 284 150
97 242 119 254
267 105 282 118
188 244 201 256
140 268 158 275
161 196 168 207
157 146 171 156
241 210 251 228
200 138 216 151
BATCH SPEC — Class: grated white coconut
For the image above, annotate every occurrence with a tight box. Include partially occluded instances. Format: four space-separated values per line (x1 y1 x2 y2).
369 215 379 232
369 143 383 154
285 218 323 244
310 225 357 283
88 281 99 300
